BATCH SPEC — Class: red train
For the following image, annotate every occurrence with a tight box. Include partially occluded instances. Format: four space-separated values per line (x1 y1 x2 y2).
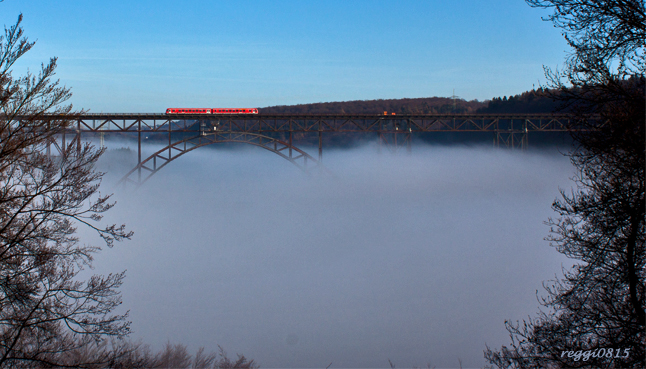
165 108 258 114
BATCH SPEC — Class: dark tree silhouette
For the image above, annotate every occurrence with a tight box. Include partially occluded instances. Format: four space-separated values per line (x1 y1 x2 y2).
0 14 133 367
484 1 645 368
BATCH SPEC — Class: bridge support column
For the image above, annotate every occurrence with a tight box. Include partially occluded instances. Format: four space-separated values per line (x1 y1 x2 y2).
406 119 412 154
318 130 323 162
494 118 528 150
138 121 142 183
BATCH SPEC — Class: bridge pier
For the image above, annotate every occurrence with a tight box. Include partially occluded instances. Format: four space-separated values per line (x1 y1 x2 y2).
318 130 323 162
494 118 528 149
378 117 412 154
138 121 142 183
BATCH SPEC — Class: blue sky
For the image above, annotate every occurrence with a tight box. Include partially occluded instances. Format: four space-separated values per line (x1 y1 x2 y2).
2 0 568 112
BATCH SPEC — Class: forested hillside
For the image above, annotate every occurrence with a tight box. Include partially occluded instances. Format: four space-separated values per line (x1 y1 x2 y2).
255 90 567 147
260 97 485 114
259 89 561 115
476 88 560 113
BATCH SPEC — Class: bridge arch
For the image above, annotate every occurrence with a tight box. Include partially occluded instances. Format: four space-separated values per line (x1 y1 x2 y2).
118 132 320 186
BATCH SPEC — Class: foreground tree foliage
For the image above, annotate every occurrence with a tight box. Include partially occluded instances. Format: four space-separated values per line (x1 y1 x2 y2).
485 1 645 368
0 14 133 367
45 341 260 369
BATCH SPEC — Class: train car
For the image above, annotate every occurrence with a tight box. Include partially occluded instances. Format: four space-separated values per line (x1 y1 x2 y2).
165 108 211 114
211 108 258 114
165 108 258 114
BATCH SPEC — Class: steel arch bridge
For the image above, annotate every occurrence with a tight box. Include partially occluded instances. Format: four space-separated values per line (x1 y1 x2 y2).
44 113 575 186
119 131 319 186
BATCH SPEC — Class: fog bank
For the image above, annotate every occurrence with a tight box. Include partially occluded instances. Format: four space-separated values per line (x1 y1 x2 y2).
85 143 575 368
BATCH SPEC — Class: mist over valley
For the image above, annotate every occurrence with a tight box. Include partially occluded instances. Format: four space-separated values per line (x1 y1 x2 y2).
86 143 576 368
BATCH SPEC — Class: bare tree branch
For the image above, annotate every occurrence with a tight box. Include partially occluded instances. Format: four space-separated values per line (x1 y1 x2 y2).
0 13 133 368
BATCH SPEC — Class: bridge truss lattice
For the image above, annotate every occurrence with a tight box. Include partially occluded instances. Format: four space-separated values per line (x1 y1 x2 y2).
46 113 573 186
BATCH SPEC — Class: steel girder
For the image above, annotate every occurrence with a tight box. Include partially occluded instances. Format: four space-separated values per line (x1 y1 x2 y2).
64 113 573 134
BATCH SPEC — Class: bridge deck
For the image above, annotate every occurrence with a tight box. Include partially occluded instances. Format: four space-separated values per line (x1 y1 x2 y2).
35 113 583 185
60 113 574 133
